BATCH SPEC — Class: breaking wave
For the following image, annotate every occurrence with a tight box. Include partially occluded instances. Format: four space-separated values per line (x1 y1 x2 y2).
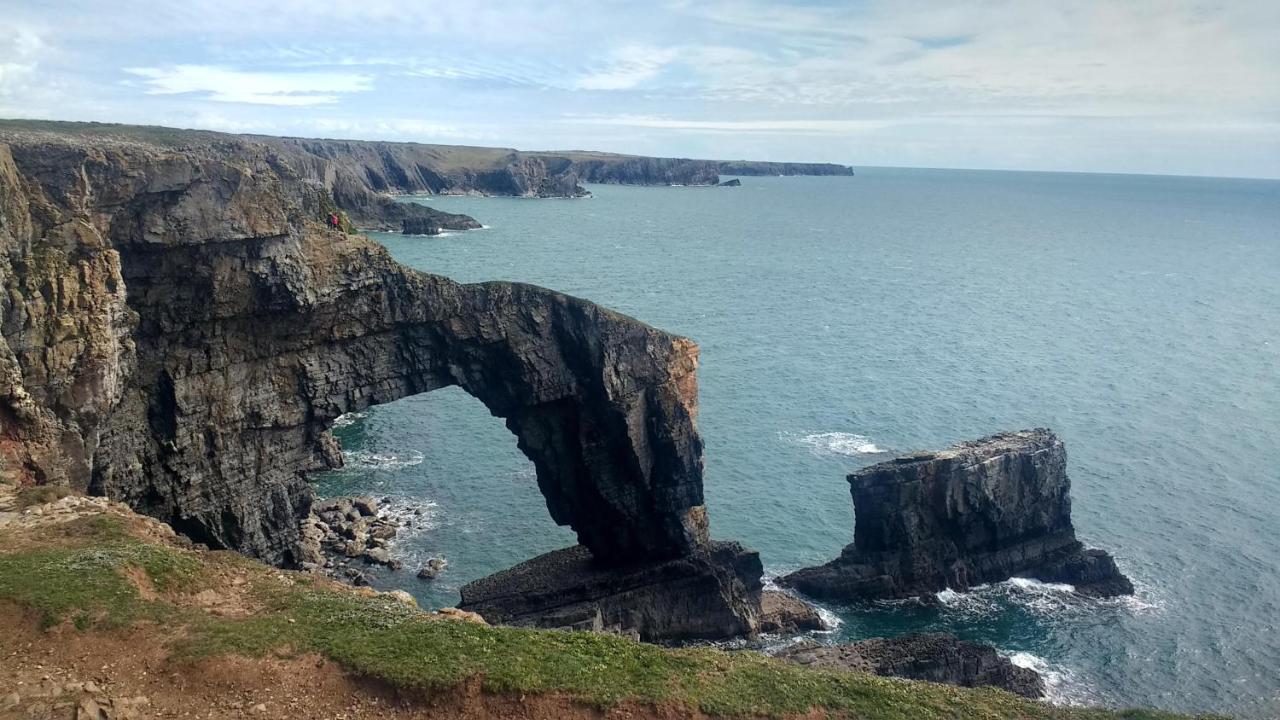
795 432 886 457
343 449 425 471
1006 652 1098 706
332 411 366 429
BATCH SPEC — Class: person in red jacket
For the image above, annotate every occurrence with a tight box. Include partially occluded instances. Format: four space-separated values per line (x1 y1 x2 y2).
327 212 340 229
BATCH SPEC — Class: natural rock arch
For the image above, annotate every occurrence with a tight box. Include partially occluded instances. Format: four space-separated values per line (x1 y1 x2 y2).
0 131 710 567
303 272 713 565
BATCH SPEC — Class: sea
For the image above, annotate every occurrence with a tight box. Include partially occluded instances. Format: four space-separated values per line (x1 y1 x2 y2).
314 168 1280 717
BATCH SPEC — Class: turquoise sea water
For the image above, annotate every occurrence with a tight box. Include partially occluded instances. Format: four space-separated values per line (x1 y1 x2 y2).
315 169 1280 717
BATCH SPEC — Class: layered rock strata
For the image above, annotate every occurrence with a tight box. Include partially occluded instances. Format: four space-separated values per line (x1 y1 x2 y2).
0 126 724 582
459 542 763 641
780 430 1133 601
716 161 854 176
777 634 1045 698
0 122 853 207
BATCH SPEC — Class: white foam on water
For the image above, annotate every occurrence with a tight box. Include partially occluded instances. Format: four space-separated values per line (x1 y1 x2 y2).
1008 577 1076 593
795 432 886 457
332 411 366 429
997 577 1081 616
932 587 1000 618
813 605 843 632
343 449 425 471
1005 652 1098 706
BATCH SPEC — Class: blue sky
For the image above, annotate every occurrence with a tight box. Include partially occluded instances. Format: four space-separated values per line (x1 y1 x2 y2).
2 1 1277 178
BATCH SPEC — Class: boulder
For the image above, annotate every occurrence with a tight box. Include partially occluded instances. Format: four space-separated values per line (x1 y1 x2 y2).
350 496 378 517
780 430 1132 601
459 542 764 642
758 590 827 633
417 557 447 580
777 634 1045 698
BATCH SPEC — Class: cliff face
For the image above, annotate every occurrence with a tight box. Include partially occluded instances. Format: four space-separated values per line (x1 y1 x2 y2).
780 430 1133 600
716 161 854 177
0 127 716 571
572 157 720 186
258 137 589 200
0 123 854 212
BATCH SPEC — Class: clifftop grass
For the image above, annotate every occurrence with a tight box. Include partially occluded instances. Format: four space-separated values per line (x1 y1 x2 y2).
0 510 1219 720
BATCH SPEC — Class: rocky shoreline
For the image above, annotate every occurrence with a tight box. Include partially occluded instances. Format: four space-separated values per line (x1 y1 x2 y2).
300 495 445 587
1 121 1147 707
775 634 1045 699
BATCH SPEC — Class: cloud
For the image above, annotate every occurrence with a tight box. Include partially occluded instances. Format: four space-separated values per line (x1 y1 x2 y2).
124 65 373 106
574 46 680 91
567 115 891 134
0 27 44 97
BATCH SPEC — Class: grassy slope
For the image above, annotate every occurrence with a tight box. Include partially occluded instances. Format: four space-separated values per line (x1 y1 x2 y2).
0 504 1219 720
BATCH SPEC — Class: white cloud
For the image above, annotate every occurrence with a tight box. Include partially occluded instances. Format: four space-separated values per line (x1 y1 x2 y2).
574 46 680 91
124 65 373 106
567 115 891 134
0 27 44 97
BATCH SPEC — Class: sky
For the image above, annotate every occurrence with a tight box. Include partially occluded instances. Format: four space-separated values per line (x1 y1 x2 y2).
1 1 1278 178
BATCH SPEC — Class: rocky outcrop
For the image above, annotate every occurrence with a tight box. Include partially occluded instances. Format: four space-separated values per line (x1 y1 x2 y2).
459 542 763 641
259 136 589 200
0 125 724 579
0 122 853 212
757 590 827 634
777 634 1045 698
716 161 854 176
570 157 720 187
717 178 742 187
780 430 1133 601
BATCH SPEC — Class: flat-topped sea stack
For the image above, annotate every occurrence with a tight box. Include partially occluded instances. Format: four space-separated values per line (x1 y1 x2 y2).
780 429 1133 601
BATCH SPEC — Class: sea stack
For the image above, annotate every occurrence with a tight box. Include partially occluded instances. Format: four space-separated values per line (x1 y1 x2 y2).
780 429 1133 601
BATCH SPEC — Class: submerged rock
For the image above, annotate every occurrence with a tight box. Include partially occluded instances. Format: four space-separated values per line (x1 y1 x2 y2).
458 542 764 642
417 557 447 580
780 429 1133 601
777 634 1045 698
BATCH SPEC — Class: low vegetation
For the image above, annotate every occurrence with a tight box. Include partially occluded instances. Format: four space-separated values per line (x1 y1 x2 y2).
0 508 1221 720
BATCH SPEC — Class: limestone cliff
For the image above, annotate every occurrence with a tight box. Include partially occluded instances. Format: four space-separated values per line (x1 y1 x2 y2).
1 122 854 210
780 430 1133 601
716 161 854 176
0 126 719 572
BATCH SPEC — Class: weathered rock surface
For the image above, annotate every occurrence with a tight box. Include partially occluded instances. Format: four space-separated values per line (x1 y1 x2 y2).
757 590 827 634
459 542 763 641
0 121 853 211
716 161 854 176
0 123 715 574
780 430 1133 601
571 156 720 187
777 634 1045 698
717 178 742 187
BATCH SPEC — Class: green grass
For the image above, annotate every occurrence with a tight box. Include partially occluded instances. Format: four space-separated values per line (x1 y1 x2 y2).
0 515 1223 720
0 516 201 628
182 587 1219 720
